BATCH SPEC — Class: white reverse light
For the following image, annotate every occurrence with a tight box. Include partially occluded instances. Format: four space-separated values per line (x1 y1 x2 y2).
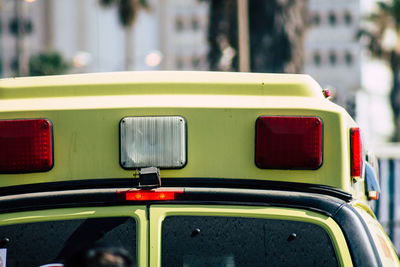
120 116 186 168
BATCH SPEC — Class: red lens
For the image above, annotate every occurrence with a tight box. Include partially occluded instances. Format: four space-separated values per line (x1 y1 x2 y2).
255 116 322 169
350 128 362 179
0 119 53 173
118 190 183 201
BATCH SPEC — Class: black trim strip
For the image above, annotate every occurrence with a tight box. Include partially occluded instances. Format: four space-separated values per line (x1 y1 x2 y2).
164 178 352 201
0 187 344 216
0 178 352 202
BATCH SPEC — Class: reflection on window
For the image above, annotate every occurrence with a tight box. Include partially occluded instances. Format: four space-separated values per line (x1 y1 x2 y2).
0 217 137 266
162 216 339 267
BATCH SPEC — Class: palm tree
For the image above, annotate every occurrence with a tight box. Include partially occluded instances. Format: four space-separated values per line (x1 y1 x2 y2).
99 0 150 70
359 0 400 141
204 0 308 73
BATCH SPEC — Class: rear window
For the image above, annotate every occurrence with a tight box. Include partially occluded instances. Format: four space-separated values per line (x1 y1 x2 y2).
162 216 338 267
0 216 136 266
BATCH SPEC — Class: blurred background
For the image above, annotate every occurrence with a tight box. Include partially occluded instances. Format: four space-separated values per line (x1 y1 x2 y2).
1 0 400 253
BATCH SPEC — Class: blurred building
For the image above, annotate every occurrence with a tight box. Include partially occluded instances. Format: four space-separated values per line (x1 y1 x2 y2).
304 0 361 116
159 0 208 70
0 0 209 77
305 0 394 145
0 0 37 77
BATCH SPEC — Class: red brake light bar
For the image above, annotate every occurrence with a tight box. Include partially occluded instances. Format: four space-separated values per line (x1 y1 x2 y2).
117 189 184 201
0 119 53 173
350 128 363 180
255 116 323 169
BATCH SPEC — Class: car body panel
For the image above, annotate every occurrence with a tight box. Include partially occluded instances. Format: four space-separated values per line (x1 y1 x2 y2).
0 72 358 196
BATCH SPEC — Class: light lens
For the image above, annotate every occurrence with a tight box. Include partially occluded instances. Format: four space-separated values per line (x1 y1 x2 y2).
255 116 322 169
120 116 186 168
0 119 53 173
368 191 379 200
350 128 363 180
118 189 183 201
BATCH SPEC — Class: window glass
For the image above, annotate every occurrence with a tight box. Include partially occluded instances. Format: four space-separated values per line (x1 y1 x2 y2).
329 51 337 65
0 217 136 266
176 57 184 69
344 11 352 25
176 17 184 32
192 57 200 68
162 216 338 267
313 13 321 26
328 12 336 26
191 17 199 31
345 52 353 65
313 52 321 65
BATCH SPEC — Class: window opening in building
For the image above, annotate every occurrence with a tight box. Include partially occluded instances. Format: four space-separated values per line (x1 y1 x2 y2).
192 57 200 68
345 52 353 65
191 17 199 31
176 57 184 70
344 11 352 25
313 13 321 26
328 12 336 26
329 51 336 65
313 52 321 66
175 17 184 32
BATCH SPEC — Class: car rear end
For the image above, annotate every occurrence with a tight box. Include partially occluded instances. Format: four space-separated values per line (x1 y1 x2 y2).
0 71 397 266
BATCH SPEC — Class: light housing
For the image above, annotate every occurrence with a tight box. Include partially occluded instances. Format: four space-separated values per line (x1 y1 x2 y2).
365 161 380 200
255 116 323 169
117 189 184 201
0 119 53 173
139 167 161 188
350 128 363 181
120 116 186 169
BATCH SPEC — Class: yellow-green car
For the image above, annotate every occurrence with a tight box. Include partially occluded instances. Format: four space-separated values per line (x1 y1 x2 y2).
0 72 397 266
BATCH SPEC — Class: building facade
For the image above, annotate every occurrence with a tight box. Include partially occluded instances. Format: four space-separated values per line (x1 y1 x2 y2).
304 0 361 116
0 0 209 77
159 0 208 70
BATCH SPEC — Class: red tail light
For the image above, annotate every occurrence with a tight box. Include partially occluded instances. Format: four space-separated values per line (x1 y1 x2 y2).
0 119 53 173
255 116 322 169
117 189 184 201
350 128 363 180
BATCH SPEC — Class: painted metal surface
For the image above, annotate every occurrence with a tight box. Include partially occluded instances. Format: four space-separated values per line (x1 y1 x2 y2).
0 72 359 194
355 203 400 266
